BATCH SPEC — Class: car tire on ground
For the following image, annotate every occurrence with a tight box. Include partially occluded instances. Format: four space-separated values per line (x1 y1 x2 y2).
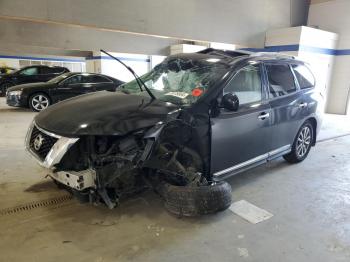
283 120 314 163
159 181 232 217
0 81 14 96
29 93 51 112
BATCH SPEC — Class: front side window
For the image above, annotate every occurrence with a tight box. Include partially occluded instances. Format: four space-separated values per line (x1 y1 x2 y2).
19 67 38 76
292 64 315 89
120 57 229 106
63 75 83 85
266 64 296 98
223 64 262 105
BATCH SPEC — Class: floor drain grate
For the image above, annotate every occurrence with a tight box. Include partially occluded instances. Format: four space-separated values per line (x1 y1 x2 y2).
0 194 73 216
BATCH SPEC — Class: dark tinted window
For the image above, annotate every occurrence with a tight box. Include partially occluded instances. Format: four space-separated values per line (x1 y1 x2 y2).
51 67 66 74
64 75 83 84
266 64 296 97
224 64 262 104
87 75 112 83
19 67 38 75
40 67 52 74
292 64 315 89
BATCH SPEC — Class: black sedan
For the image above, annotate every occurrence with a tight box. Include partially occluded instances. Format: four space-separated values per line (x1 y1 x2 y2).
0 65 69 96
6 72 124 111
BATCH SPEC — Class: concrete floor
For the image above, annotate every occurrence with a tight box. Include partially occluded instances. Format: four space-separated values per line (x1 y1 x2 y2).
1 98 350 262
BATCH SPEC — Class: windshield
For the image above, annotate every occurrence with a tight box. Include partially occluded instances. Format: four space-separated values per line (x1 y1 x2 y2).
120 58 229 106
48 73 72 83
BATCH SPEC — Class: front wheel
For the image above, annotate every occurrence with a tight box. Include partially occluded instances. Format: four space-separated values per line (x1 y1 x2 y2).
283 121 314 163
0 82 14 96
29 93 51 112
159 181 232 217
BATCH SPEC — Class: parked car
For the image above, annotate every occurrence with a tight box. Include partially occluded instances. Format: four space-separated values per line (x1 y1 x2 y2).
0 65 69 96
25 49 322 216
6 72 124 111
0 66 17 76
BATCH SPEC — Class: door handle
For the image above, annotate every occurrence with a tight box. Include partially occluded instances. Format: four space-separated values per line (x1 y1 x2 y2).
258 112 270 120
298 102 308 108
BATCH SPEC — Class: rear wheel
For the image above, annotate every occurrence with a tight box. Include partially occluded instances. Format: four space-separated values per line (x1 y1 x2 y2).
29 93 51 112
0 82 14 96
283 121 314 163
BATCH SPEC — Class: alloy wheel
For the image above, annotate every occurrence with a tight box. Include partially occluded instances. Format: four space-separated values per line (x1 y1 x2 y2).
31 94 49 111
296 126 311 158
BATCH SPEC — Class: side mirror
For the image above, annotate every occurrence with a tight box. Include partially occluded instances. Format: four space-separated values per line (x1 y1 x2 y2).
221 93 239 111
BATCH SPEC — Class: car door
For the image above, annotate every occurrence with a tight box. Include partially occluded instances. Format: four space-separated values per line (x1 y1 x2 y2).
16 66 40 84
211 63 272 180
264 62 308 153
38 66 54 82
88 75 116 92
55 74 95 101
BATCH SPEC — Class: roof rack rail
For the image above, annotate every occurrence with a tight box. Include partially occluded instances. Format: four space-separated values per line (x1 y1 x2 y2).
249 52 295 59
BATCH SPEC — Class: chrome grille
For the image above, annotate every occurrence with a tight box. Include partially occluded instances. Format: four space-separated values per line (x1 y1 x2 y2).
29 126 58 160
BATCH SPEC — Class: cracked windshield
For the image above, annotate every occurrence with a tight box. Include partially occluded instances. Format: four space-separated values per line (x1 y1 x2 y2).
120 57 228 105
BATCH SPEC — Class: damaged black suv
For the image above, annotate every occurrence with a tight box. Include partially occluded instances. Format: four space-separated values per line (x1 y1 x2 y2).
25 49 322 216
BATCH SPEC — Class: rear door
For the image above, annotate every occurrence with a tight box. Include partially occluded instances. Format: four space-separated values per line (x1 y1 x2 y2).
38 66 54 82
211 63 272 180
264 62 307 154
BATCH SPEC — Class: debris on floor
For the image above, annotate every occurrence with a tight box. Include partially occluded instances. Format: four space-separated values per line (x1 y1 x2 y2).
229 200 273 224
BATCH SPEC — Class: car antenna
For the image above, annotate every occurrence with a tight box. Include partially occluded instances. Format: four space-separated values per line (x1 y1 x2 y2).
100 49 156 100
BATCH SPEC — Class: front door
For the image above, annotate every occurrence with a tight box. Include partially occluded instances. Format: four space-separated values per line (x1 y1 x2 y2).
16 66 40 84
54 74 95 102
211 63 272 180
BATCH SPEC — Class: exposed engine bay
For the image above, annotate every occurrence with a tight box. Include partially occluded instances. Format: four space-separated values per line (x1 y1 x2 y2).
27 109 211 209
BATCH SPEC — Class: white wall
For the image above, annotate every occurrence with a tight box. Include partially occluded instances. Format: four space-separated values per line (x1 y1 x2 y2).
0 0 310 56
308 0 350 114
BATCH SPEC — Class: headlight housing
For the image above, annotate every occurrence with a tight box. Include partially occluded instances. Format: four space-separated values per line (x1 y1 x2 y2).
8 90 22 96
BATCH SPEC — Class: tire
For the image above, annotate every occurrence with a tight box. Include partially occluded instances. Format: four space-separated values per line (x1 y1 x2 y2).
283 121 314 163
159 181 232 217
0 82 14 96
29 93 51 112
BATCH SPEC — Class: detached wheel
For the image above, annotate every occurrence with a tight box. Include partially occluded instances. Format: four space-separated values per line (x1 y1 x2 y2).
29 93 51 112
160 181 232 217
283 121 314 163
0 82 14 96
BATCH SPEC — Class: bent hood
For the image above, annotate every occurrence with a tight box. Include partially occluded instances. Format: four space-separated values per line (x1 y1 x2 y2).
35 91 179 136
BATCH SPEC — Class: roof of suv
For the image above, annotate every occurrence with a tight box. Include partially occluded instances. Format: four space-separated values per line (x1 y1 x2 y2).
197 48 302 64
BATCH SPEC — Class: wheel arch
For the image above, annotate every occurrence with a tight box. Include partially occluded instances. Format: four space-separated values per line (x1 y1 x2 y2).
28 91 52 104
28 91 52 110
305 117 317 146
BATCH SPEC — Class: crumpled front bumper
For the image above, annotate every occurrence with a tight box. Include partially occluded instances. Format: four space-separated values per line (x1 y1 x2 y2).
25 121 96 191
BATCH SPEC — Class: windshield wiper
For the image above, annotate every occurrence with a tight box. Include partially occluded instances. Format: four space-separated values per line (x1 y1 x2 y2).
100 49 155 100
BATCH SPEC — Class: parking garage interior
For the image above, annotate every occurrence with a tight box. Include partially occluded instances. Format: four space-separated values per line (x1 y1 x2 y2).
1 1 350 261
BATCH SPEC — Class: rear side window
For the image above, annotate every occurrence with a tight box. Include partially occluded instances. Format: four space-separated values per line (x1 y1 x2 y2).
292 64 315 89
51 67 65 74
87 75 112 83
265 64 296 98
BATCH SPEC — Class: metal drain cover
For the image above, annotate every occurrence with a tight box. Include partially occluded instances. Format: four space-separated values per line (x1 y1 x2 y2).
0 194 73 216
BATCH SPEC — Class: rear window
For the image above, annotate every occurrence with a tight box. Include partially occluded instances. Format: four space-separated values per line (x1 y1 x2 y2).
265 64 296 98
292 64 315 89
